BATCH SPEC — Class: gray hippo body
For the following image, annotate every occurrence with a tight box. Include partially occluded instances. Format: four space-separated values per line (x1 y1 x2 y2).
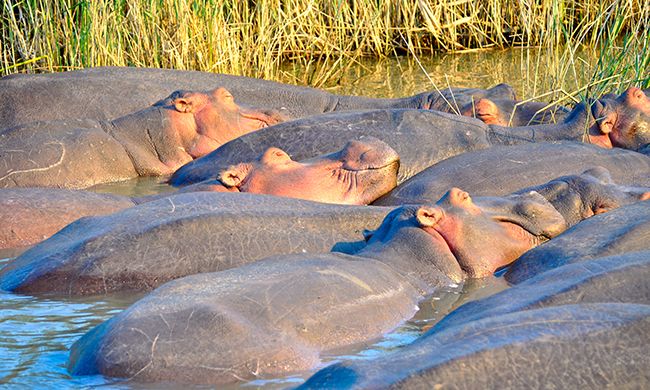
67 187 567 385
375 142 650 205
0 66 515 129
300 251 650 389
0 192 393 295
506 199 650 284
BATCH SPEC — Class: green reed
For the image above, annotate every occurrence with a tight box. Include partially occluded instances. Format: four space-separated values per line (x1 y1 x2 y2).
1 0 648 93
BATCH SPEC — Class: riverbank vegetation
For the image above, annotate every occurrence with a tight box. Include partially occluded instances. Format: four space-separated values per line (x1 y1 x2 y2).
1 0 648 100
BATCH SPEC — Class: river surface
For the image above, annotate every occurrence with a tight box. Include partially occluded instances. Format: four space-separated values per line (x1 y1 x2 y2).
1 48 571 389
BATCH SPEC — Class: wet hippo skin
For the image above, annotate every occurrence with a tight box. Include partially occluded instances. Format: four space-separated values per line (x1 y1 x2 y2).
66 187 566 384
169 87 650 185
299 303 650 389
0 66 515 129
300 251 650 389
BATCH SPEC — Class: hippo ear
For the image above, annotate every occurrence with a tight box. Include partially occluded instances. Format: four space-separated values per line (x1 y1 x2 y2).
641 192 650 201
362 229 375 241
581 166 613 184
173 97 196 114
416 206 442 228
218 164 251 188
592 101 616 134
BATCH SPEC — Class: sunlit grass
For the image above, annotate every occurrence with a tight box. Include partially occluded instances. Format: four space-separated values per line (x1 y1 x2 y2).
1 0 648 94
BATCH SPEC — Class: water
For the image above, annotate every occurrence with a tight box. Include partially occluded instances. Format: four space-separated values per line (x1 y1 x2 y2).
2 49 538 388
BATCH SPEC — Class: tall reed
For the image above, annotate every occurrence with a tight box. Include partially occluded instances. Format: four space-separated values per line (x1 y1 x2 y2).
1 0 648 89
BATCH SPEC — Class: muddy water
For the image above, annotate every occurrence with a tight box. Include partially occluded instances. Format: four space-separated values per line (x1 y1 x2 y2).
2 49 548 388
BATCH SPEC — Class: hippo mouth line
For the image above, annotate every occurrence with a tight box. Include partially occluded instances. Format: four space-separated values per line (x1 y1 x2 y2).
342 159 401 172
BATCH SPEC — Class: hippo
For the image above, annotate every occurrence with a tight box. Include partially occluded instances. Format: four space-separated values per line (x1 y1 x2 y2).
0 87 281 189
0 66 516 130
67 187 567 384
300 303 650 389
460 98 570 126
300 251 650 389
169 87 650 185
505 199 650 284
0 137 399 249
375 141 650 205
0 193 394 295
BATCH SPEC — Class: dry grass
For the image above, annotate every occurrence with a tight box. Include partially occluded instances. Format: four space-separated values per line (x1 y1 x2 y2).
1 0 648 94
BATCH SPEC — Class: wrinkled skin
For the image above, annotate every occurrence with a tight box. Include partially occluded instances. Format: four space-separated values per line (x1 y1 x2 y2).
170 87 649 186
0 193 394 295
0 138 399 249
66 187 566 385
461 98 570 126
0 66 516 130
0 87 281 189
301 251 650 389
506 199 650 284
375 141 650 206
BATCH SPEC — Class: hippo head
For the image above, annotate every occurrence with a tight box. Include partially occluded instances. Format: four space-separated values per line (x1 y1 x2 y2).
516 167 650 227
362 187 566 279
216 137 400 205
589 87 650 151
157 87 284 158
461 98 511 125
461 98 567 126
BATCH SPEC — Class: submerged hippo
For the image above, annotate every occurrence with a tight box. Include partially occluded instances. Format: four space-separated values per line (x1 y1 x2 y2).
301 251 650 389
506 199 650 284
375 141 650 206
67 187 567 385
0 137 399 249
170 87 650 185
0 87 281 188
0 66 516 130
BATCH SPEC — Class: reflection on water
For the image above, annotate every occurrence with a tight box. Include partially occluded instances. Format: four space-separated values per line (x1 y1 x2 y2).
2 50 538 388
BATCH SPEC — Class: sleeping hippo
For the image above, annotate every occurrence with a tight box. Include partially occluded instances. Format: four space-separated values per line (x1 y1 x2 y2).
170 87 650 185
375 141 650 206
0 66 516 129
0 87 282 188
0 137 399 249
67 187 567 385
